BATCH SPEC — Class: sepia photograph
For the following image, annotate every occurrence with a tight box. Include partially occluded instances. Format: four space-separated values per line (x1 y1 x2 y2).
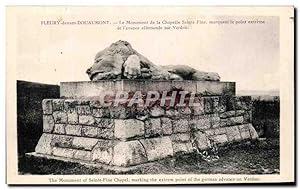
6 6 294 184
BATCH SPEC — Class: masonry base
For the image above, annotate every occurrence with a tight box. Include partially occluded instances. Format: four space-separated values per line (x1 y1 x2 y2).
25 152 157 173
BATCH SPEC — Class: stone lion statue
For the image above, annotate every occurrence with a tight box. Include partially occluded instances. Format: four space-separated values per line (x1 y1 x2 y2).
86 40 220 81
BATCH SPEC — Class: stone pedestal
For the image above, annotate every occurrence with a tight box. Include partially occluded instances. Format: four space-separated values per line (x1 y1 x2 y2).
31 80 258 168
60 80 236 98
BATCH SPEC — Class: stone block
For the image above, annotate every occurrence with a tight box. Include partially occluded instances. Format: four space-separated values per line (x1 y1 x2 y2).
134 106 148 121
161 117 172 135
234 99 243 110
145 118 162 137
140 137 173 161
92 108 109 118
220 119 228 127
51 135 73 148
193 131 210 150
53 111 68 124
165 109 180 118
60 81 121 98
109 106 130 119
210 116 220 128
77 99 90 105
149 106 165 117
170 80 197 92
60 81 235 98
171 133 190 142
217 105 226 114
64 99 79 110
195 81 235 96
52 99 65 111
91 139 114 164
67 108 78 124
211 134 228 145
188 119 197 130
204 129 215 136
191 99 204 115
35 133 53 155
42 99 53 114
111 140 148 166
214 127 227 135
243 111 252 123
97 127 114 139
76 105 91 115
82 126 98 138
79 115 95 125
225 126 242 142
65 125 82 136
52 147 76 158
72 137 98 150
173 119 189 133
114 119 144 140
220 111 236 118
92 147 113 164
193 117 211 130
73 150 92 161
97 139 115 148
248 124 259 139
53 124 66 134
178 107 192 115
236 110 245 116
94 118 114 128
90 99 103 108
127 106 139 118
43 115 55 133
211 96 220 113
172 142 193 154
203 97 213 114
238 124 251 140
227 116 244 126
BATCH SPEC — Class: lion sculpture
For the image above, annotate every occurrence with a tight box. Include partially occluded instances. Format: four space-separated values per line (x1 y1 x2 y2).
86 40 220 81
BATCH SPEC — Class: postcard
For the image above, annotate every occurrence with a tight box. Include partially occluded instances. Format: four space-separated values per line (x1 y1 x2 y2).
6 6 294 184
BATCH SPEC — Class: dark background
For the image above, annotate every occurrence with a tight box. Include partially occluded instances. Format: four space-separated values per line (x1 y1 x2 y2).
17 80 59 158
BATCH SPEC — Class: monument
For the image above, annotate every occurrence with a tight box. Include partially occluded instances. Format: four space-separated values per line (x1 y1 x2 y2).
29 41 259 170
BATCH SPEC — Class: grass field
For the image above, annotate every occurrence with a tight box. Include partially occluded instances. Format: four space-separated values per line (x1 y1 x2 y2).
19 139 279 175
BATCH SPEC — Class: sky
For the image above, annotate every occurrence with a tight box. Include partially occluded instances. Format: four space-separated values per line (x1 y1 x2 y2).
15 7 279 92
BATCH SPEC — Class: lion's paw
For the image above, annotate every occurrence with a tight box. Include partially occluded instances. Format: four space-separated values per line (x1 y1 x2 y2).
123 54 141 79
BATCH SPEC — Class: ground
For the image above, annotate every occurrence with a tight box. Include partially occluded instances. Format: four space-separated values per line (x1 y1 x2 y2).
19 138 279 175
